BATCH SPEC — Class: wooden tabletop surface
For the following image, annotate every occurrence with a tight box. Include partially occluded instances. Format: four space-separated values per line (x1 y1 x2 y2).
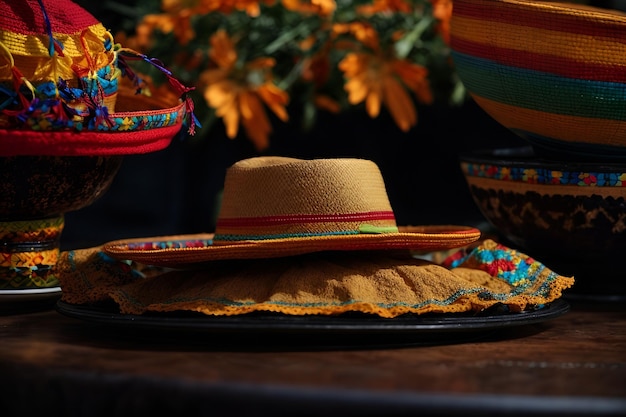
1 296 624 417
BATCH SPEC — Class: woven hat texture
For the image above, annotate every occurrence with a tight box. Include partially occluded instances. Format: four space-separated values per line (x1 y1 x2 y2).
103 157 482 265
0 0 198 156
450 0 626 159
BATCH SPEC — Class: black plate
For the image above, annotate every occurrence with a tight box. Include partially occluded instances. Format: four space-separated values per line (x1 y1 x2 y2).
55 300 570 348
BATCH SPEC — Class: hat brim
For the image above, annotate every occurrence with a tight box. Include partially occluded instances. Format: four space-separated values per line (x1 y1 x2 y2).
0 90 187 157
102 225 482 268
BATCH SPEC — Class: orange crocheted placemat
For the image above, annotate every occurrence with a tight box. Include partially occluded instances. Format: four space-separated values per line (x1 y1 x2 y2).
56 239 574 318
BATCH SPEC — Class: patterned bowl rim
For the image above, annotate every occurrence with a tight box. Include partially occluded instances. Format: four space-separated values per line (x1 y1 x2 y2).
460 147 626 172
459 147 626 187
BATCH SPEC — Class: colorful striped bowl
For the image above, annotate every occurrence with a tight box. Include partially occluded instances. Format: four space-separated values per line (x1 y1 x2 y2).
450 0 626 160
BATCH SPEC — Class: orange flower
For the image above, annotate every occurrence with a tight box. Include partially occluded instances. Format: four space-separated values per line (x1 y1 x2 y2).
123 0 458 149
200 30 289 151
133 1 284 50
339 51 432 132
132 14 175 49
430 0 453 44
133 2 198 48
391 59 433 105
357 0 413 15
299 34 343 114
313 94 341 113
333 22 379 51
281 0 336 16
208 29 238 69
162 0 277 16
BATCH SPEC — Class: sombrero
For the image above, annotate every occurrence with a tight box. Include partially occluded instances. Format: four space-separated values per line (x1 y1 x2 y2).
103 157 482 267
0 0 198 157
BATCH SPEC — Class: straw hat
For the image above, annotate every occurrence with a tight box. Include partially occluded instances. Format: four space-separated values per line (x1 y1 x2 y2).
103 157 481 267
0 0 198 157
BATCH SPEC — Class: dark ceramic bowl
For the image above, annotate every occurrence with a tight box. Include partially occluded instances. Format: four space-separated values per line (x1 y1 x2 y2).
459 147 626 298
0 156 123 290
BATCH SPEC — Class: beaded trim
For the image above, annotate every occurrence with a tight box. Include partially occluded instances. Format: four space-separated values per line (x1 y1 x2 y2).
462 162 626 187
126 239 212 251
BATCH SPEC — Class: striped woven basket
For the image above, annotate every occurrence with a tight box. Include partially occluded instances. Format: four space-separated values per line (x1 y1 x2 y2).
450 0 626 160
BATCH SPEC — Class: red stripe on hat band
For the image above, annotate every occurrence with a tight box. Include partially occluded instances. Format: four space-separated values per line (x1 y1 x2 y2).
216 211 396 228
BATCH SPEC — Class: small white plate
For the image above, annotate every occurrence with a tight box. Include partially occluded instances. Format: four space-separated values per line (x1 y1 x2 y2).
0 287 62 303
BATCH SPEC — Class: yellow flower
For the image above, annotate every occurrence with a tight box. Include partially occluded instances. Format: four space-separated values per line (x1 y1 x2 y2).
118 117 136 131
200 30 289 151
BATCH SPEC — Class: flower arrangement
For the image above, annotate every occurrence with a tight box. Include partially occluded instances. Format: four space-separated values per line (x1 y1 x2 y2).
115 0 463 151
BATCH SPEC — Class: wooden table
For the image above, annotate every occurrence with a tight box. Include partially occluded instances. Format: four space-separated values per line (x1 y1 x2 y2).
1 297 624 417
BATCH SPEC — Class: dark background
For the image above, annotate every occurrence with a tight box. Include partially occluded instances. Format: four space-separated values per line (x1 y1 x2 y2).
61 0 541 249
62 100 525 250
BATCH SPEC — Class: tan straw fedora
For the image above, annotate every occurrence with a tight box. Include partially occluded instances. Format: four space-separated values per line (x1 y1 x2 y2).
103 157 481 267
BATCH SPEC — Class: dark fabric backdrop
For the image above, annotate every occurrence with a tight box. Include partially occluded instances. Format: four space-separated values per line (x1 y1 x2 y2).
61 1 527 250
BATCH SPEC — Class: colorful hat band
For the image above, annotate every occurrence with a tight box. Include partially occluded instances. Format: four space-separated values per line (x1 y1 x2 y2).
214 211 399 242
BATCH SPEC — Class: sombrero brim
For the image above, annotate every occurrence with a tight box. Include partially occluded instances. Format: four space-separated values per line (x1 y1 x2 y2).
0 88 188 157
102 225 482 268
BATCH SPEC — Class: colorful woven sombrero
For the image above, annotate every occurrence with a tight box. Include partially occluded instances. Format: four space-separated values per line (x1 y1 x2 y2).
450 0 626 159
103 157 482 267
0 0 198 157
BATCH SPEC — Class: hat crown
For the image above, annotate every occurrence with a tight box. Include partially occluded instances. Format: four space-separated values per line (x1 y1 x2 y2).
0 0 110 71
0 0 100 36
214 157 398 242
